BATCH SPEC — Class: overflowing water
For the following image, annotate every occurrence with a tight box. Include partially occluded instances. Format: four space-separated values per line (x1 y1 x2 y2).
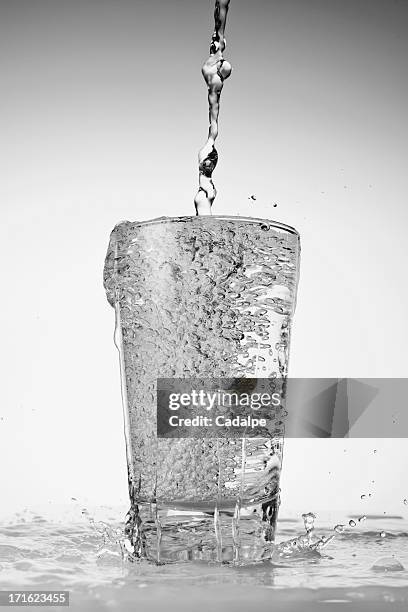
1 507 408 610
194 0 232 215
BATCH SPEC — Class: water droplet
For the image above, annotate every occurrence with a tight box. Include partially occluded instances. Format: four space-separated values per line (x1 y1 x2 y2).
373 449 377 454
358 515 367 522
248 194 256 201
361 494 366 500
372 556 404 572
302 512 316 534
334 524 345 534
273 203 278 208
380 531 386 538
404 499 407 505
349 519 356 527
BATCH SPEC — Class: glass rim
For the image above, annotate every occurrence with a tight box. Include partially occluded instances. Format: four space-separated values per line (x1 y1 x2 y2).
120 215 300 238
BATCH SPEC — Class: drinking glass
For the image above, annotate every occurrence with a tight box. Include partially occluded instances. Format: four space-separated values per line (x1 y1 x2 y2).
104 215 300 561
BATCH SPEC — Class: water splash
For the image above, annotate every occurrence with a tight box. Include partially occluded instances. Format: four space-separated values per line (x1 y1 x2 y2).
194 0 232 215
275 512 334 558
303 512 316 540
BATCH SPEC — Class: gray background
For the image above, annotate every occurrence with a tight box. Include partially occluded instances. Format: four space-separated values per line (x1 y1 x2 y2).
1 0 407 516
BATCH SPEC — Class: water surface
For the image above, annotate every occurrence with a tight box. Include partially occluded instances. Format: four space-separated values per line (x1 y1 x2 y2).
1 506 407 610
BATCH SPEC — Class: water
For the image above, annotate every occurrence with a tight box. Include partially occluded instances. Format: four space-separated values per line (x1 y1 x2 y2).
102 0 301 564
103 0 301 572
104 216 300 561
194 0 232 215
1 508 408 610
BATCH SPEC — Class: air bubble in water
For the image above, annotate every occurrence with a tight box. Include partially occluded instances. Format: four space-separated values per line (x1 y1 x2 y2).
361 494 366 500
404 499 407 505
334 524 345 534
349 519 356 527
358 515 367 522
380 531 386 538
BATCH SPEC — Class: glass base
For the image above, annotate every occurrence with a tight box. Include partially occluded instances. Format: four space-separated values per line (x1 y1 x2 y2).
123 498 280 563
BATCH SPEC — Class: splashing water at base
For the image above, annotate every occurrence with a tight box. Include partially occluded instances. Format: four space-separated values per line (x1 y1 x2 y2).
1 508 408 610
194 0 232 215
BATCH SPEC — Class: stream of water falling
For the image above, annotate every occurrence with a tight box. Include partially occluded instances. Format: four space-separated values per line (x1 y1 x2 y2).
194 0 232 215
193 0 235 555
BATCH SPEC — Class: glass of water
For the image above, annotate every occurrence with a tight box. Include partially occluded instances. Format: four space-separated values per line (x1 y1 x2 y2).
104 215 300 562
